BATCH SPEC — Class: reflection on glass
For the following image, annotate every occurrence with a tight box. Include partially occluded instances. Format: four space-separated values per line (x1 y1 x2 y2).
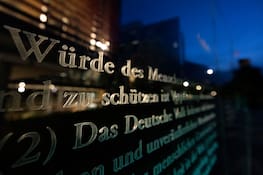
206 69 214 75
195 85 202 91
183 81 189 87
1 80 105 120
90 39 96 45
39 13 47 23
210 90 217 97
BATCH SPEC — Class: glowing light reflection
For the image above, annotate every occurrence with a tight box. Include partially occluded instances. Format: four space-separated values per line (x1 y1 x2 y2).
210 91 217 96
196 85 202 91
39 13 48 23
183 81 189 87
207 69 214 75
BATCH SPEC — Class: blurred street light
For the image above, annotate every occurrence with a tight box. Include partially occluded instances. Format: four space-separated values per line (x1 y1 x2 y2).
210 90 217 96
39 13 48 23
18 81 26 93
206 68 214 75
183 81 190 87
196 85 202 91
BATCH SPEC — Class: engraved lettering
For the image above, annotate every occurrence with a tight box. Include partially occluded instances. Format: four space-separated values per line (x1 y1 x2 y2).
62 92 96 109
58 49 115 74
58 45 78 68
0 91 23 112
148 66 159 81
0 132 13 151
63 92 78 108
160 91 170 102
104 61 115 74
90 51 104 72
148 66 177 84
124 109 173 134
173 106 186 119
43 126 57 165
73 122 98 150
4 25 59 62
78 92 95 107
101 86 159 106
121 60 144 79
98 124 118 142
78 55 91 70
113 140 143 172
12 132 41 168
26 80 51 110
124 115 138 134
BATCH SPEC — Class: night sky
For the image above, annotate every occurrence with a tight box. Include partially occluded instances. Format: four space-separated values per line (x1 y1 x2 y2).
121 0 263 71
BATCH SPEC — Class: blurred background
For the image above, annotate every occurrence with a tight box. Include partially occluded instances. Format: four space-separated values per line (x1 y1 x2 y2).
121 2 263 174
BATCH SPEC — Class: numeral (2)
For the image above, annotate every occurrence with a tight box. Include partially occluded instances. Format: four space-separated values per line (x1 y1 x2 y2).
11 132 41 168
0 132 13 151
